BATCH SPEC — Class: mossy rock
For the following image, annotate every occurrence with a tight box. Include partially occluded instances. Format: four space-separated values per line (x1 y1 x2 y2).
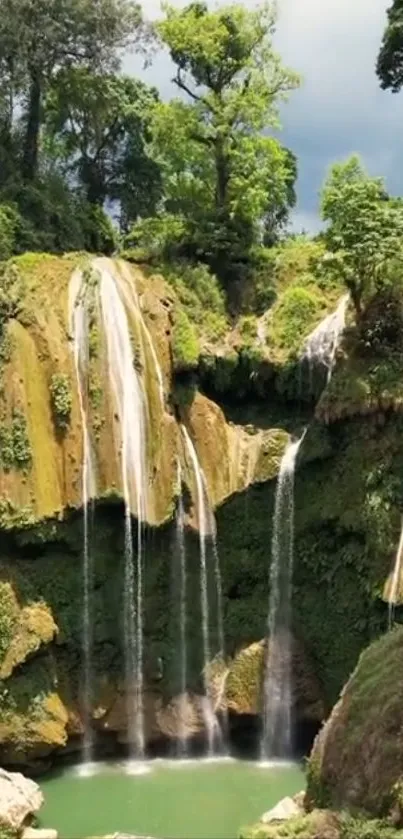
224 638 325 722
0 655 68 764
306 626 403 818
0 586 57 679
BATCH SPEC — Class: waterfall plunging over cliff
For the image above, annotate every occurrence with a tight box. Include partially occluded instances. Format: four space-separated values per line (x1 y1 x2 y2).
301 294 349 387
98 262 148 760
69 270 97 769
262 433 305 760
181 426 225 755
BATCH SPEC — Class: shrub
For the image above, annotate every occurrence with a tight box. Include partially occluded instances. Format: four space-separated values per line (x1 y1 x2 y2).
268 286 325 355
0 409 32 472
50 374 72 432
0 203 20 261
125 213 187 261
164 260 228 344
172 308 200 371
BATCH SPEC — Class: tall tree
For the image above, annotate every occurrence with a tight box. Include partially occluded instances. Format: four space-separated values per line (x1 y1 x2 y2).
0 0 146 182
153 1 300 277
377 0 403 91
321 156 403 319
45 69 162 224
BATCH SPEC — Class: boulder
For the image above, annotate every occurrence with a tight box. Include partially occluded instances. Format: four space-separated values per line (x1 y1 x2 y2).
22 830 58 839
306 626 403 818
0 768 43 830
261 796 302 824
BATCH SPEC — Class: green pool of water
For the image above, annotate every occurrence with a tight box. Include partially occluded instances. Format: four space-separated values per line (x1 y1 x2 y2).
39 758 304 839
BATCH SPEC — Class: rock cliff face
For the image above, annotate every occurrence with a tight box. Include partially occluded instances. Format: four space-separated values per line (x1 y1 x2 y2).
0 252 401 768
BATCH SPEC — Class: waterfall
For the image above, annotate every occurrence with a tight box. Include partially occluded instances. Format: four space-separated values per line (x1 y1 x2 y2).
117 261 165 411
176 458 188 756
98 261 148 759
69 270 97 768
301 294 349 386
262 433 305 760
181 426 224 755
388 520 403 629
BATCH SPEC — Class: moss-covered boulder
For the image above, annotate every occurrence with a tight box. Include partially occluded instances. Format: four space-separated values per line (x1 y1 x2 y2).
306 627 403 819
0 655 69 766
224 638 325 725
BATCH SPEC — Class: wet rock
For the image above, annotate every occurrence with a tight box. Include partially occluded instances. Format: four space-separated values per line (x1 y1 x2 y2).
22 829 58 839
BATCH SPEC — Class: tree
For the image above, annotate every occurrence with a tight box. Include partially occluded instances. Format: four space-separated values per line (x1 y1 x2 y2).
377 0 403 91
44 69 162 225
152 1 300 283
263 147 298 246
0 0 145 182
320 156 403 320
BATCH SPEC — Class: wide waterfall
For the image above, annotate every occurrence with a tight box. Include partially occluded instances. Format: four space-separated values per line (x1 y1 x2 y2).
301 294 349 387
98 261 148 759
176 458 188 755
69 270 97 769
262 433 305 760
181 426 225 755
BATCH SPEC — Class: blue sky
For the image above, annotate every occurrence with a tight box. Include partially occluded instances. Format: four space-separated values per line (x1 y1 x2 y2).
128 0 400 232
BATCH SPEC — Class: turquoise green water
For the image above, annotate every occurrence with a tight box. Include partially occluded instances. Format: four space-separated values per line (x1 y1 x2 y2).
40 758 304 839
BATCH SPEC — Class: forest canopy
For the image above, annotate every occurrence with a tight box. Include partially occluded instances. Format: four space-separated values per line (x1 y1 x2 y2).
0 0 401 320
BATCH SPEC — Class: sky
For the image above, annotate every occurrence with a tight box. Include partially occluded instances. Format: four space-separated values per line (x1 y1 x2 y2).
126 0 400 232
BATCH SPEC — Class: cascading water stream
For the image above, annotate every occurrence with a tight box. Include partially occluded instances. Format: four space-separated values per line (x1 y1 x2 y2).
118 261 165 411
181 426 225 755
176 458 188 756
69 270 97 769
262 432 305 761
388 520 403 629
97 261 148 760
301 294 349 387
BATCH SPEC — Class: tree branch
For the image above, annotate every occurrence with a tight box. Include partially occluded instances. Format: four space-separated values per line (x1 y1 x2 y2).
173 70 203 103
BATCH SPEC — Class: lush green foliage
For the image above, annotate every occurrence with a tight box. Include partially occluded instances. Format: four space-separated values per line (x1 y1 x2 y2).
172 308 200 371
49 374 72 432
377 0 403 91
321 156 403 319
0 410 32 472
0 0 148 253
45 70 161 222
163 261 228 344
147 1 299 294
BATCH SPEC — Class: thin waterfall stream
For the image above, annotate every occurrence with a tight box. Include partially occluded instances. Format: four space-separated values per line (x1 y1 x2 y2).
262 433 305 760
69 270 97 769
388 519 403 629
181 426 225 755
176 458 188 756
98 261 148 760
301 294 349 388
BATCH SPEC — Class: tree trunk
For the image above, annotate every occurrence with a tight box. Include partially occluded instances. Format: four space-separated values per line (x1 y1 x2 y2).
214 138 229 212
351 286 363 322
22 70 42 182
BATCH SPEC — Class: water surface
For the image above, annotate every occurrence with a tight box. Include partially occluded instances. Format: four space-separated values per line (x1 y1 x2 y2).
40 758 304 839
